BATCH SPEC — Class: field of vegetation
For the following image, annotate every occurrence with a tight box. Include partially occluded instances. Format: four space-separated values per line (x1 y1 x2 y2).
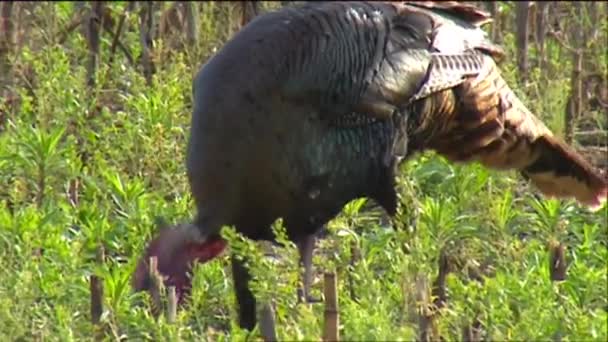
0 2 606 341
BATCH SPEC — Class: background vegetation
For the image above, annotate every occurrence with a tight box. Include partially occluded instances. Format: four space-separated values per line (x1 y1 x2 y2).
0 1 606 341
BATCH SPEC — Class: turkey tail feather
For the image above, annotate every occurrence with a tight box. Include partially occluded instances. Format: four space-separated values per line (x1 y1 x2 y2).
421 57 608 210
522 135 608 210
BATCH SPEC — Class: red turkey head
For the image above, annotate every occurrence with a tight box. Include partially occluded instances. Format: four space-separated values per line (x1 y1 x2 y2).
132 222 227 304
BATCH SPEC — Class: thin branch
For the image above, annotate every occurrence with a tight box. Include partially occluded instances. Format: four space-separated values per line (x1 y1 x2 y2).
547 30 578 54
101 16 134 66
57 9 86 45
594 97 608 110
139 2 156 86
108 3 131 65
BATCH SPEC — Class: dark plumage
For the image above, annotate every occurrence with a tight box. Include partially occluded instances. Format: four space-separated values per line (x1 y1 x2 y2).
132 1 607 331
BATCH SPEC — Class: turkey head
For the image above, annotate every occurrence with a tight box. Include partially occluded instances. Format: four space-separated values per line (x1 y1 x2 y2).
132 223 227 304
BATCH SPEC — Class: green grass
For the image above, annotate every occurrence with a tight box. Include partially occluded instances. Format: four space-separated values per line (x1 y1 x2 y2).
0 2 606 341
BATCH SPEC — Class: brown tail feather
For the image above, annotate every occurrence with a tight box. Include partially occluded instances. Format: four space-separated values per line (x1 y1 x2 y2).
416 59 608 210
521 135 607 210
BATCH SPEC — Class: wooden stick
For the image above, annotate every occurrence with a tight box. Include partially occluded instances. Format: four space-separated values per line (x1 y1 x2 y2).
259 302 277 342
462 317 482 342
148 256 163 318
323 272 339 342
90 245 105 325
416 275 437 342
549 240 567 282
90 275 103 324
348 240 360 303
167 286 177 323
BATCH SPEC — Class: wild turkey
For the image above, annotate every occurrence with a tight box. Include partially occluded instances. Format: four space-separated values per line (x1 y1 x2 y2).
132 1 608 331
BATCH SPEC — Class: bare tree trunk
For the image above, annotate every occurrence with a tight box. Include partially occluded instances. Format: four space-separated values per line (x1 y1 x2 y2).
499 2 509 40
13 2 24 51
183 1 198 45
241 1 259 28
0 1 15 132
0 1 15 91
565 3 584 144
582 2 599 75
158 2 183 51
515 1 530 83
535 1 549 72
527 2 537 42
140 1 156 86
487 1 501 44
585 2 598 42
549 1 561 33
85 1 104 89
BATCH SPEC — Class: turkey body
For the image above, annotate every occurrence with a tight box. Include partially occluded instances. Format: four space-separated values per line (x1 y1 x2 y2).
184 2 489 329
135 1 607 332
187 2 414 244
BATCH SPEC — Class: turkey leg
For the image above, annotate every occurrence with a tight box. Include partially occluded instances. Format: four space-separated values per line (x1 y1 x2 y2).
231 254 257 330
231 231 322 331
296 233 322 303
